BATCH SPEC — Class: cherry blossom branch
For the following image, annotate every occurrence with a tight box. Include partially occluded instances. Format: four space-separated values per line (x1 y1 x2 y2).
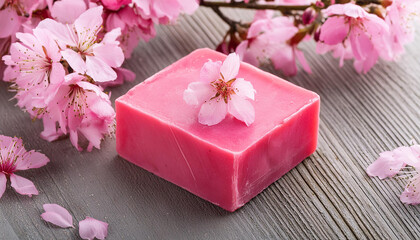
210 6 248 30
200 0 311 11
200 0 385 12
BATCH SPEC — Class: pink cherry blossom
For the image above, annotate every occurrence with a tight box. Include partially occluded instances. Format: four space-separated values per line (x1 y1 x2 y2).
104 6 155 58
41 73 115 151
3 27 65 116
79 217 109 240
367 144 420 205
385 0 420 58
236 13 311 76
184 53 256 126
38 6 124 82
318 3 391 73
41 203 74 228
0 135 49 198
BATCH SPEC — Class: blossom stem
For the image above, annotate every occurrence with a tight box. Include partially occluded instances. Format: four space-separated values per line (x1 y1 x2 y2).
210 6 240 30
355 0 382 5
200 0 383 11
200 0 310 11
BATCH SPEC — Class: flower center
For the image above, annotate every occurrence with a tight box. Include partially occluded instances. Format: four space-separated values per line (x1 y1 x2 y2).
0 140 22 174
68 85 89 118
210 73 236 104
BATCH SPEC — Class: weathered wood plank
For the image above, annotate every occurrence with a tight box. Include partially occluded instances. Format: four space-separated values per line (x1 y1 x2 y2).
1 7 420 239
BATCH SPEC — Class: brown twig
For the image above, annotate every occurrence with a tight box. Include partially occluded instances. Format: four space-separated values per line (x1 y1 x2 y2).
200 0 310 11
210 6 242 30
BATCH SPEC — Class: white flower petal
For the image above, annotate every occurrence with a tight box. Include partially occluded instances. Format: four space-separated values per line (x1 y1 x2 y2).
41 204 74 228
198 99 228 126
200 60 222 83
233 78 256 100
228 94 255 126
220 53 240 81
183 82 214 106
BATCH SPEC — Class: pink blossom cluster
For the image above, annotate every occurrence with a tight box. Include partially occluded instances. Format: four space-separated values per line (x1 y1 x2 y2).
3 6 120 151
367 144 420 205
236 0 420 75
1 0 198 151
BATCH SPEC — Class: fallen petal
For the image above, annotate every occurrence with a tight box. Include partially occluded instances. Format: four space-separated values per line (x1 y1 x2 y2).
366 151 405 179
400 175 420 205
79 217 109 240
41 204 73 228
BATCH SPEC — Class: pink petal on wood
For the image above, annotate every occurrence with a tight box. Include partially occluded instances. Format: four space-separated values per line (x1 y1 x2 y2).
400 175 420 205
79 217 109 240
41 204 74 228
10 174 38 197
366 151 405 179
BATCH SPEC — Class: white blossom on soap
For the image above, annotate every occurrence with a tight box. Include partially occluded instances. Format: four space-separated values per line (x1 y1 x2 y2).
184 53 256 126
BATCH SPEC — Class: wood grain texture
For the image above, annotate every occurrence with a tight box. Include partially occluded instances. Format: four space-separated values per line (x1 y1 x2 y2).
1 7 420 239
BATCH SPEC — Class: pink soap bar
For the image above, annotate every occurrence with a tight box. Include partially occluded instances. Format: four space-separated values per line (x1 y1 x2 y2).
116 48 320 212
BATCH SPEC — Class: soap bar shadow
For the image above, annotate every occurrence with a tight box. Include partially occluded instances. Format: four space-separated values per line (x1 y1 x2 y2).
110 155 233 217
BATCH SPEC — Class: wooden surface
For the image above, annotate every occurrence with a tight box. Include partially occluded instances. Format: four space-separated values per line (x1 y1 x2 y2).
1 7 420 240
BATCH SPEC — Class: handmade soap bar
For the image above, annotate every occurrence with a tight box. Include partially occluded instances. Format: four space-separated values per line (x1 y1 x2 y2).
116 48 320 212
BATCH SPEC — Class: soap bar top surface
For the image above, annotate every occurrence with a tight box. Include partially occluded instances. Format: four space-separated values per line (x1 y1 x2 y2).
117 48 319 152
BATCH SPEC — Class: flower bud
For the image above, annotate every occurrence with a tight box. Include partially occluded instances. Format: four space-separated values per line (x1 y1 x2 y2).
302 8 316 25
